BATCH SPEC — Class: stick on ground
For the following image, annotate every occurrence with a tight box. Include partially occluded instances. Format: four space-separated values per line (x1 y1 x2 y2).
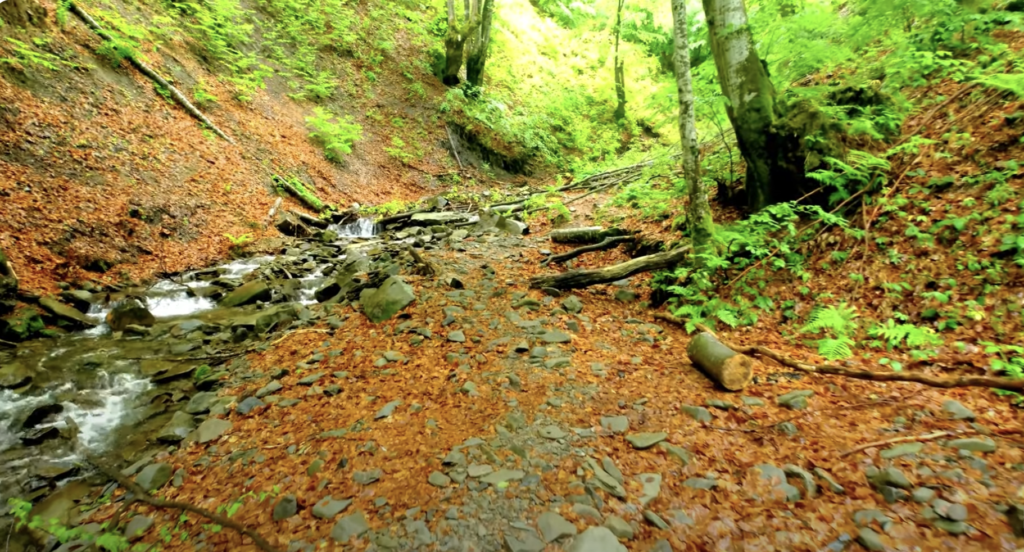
543 235 635 265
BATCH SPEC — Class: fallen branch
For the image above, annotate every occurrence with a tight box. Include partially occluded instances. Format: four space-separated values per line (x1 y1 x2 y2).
839 430 968 458
655 313 1024 392
549 227 632 245
69 3 234 144
406 245 437 276
543 235 635 265
529 245 690 290
86 454 282 552
273 176 325 212
445 124 464 170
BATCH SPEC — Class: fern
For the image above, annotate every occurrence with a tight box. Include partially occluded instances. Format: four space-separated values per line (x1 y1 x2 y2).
801 303 859 335
869 320 943 350
817 337 855 361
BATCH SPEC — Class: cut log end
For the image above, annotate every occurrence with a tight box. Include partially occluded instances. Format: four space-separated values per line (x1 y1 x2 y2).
686 331 754 391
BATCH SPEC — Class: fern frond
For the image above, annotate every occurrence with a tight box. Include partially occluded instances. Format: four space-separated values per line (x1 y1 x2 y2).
801 303 859 336
817 336 855 361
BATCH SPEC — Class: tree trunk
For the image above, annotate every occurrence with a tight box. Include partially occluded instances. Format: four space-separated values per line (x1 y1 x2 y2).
549 227 631 245
686 332 754 390
443 0 483 86
701 0 778 211
529 246 690 290
465 0 494 88
0 0 46 28
672 0 713 252
612 0 627 121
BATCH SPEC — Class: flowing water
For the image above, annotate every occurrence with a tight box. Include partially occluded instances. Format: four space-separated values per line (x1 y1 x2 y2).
0 219 379 505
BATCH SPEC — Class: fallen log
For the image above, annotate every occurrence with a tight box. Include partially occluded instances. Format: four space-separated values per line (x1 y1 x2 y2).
273 175 325 212
655 313 1024 392
69 3 234 144
529 245 690 290
290 209 328 229
543 235 635 265
686 331 755 391
549 227 632 245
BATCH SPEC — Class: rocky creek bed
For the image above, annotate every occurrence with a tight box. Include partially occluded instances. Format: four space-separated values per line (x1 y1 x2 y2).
2 209 1023 552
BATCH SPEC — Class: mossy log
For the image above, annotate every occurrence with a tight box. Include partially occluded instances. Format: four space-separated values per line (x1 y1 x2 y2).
686 331 754 391
543 235 635 265
549 227 632 245
529 245 689 290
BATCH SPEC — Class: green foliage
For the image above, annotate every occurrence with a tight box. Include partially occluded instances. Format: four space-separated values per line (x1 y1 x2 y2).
192 79 219 108
361 199 410 217
224 233 253 247
0 38 76 71
274 175 325 211
800 303 859 361
807 151 891 205
305 107 363 162
869 319 943 352
7 498 137 552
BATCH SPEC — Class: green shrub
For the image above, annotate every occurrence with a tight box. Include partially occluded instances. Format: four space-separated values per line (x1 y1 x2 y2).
306 107 362 162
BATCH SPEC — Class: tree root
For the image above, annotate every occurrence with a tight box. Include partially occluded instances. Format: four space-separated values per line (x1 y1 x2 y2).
86 454 282 552
542 235 635 265
69 3 234 144
654 313 1024 392
839 430 972 458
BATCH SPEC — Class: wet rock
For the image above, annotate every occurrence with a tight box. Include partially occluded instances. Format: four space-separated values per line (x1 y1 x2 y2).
184 392 220 414
157 411 195 443
941 400 975 420
363 276 416 323
61 290 95 312
537 511 576 542
106 298 155 331
313 496 352 519
34 461 78 480
604 515 633 539
880 442 924 459
353 469 382 485
273 495 298 521
196 418 232 444
125 515 153 541
428 471 451 487
568 526 627 552
638 473 662 506
21 403 63 428
375 400 402 419
0 362 32 389
21 426 60 445
136 463 172 492
947 437 996 453
504 533 545 552
220 281 271 307
331 510 369 543
681 405 712 422
39 296 95 328
236 396 265 415
626 432 667 449
856 527 885 551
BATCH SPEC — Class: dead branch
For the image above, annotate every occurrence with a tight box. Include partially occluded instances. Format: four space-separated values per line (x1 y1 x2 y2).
69 3 234 144
445 124 464 170
86 454 282 552
406 245 437 276
655 313 1024 392
529 245 691 290
543 235 635 265
839 430 968 457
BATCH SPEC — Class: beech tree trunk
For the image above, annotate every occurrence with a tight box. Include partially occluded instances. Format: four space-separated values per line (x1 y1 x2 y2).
672 0 713 252
465 0 494 88
686 332 754 390
443 0 483 86
701 0 778 211
612 0 627 121
0 0 45 27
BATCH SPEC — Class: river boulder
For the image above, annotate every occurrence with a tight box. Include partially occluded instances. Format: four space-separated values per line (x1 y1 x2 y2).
106 298 155 331
39 296 95 329
60 290 95 312
0 362 32 389
220 280 271 307
361 276 415 323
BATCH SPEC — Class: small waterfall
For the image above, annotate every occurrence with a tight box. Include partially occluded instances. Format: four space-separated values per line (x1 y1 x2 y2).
331 218 377 239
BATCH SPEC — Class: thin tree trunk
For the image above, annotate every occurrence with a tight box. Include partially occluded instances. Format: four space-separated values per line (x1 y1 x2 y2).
701 0 777 211
612 0 627 121
443 0 483 86
465 0 494 87
672 0 713 251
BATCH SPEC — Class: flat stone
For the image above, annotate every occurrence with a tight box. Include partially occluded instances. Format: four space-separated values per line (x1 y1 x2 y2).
468 464 493 477
741 396 765 407
866 466 912 489
668 509 695 526
156 411 195 443
941 399 975 420
236 396 265 415
561 296 583 314
638 473 661 506
856 528 885 551
124 516 153 541
681 405 712 422
297 372 324 386
447 331 466 343
331 511 369 542
428 471 451 487
778 482 802 502
777 390 814 408
255 381 282 399
184 392 220 414
537 511 576 542
353 469 381 485
571 503 602 522
601 457 624 484
273 495 298 521
538 426 567 439
503 533 545 552
374 400 402 420
706 399 734 410
584 458 626 498
814 468 845 494
643 510 669 530
604 515 633 539
312 496 352 519
933 519 970 535
684 477 717 491
911 487 936 503
481 469 525 485
659 442 691 466
881 442 924 459
541 330 571 343
776 422 799 436
568 526 627 552
854 510 892 531
944 502 969 521
625 432 667 449
756 464 786 483
196 418 232 444
600 415 629 434
948 437 996 453
135 463 172 492
783 465 817 498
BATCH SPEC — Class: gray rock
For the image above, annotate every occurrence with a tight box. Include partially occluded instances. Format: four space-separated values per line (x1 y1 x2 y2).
541 330 571 343
853 510 892 531
362 276 416 323
740 396 765 407
312 496 352 519
196 418 232 444
778 482 801 502
124 516 153 541
684 477 717 490
537 511 576 542
777 390 814 409
681 405 712 422
571 503 602 522
814 468 845 494
38 296 96 329
538 426 567 440
600 415 629 434
604 515 633 539
568 526 627 552
783 465 817 498
659 442 691 466
584 458 626 498
447 330 466 343
638 473 661 506
481 469 524 485
135 463 172 492
933 519 970 535
428 471 451 487
706 399 734 410
237 396 265 415
331 510 369 542
255 381 283 399
911 487 936 503
601 457 624 485
353 469 382 485
184 392 220 414
614 290 637 302
856 527 885 551
297 372 324 386
756 464 786 483
467 464 493 477
273 495 298 521
947 437 996 453
625 432 667 449
643 510 669 530
866 466 912 489
776 422 799 436
375 400 402 420
880 486 909 504
945 503 969 521
561 296 584 314
880 442 924 459
503 533 545 552
157 411 195 443
668 509 695 526
220 281 271 308
941 399 975 420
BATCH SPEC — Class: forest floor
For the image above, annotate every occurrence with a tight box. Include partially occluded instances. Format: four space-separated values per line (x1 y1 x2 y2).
64 209 1024 552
